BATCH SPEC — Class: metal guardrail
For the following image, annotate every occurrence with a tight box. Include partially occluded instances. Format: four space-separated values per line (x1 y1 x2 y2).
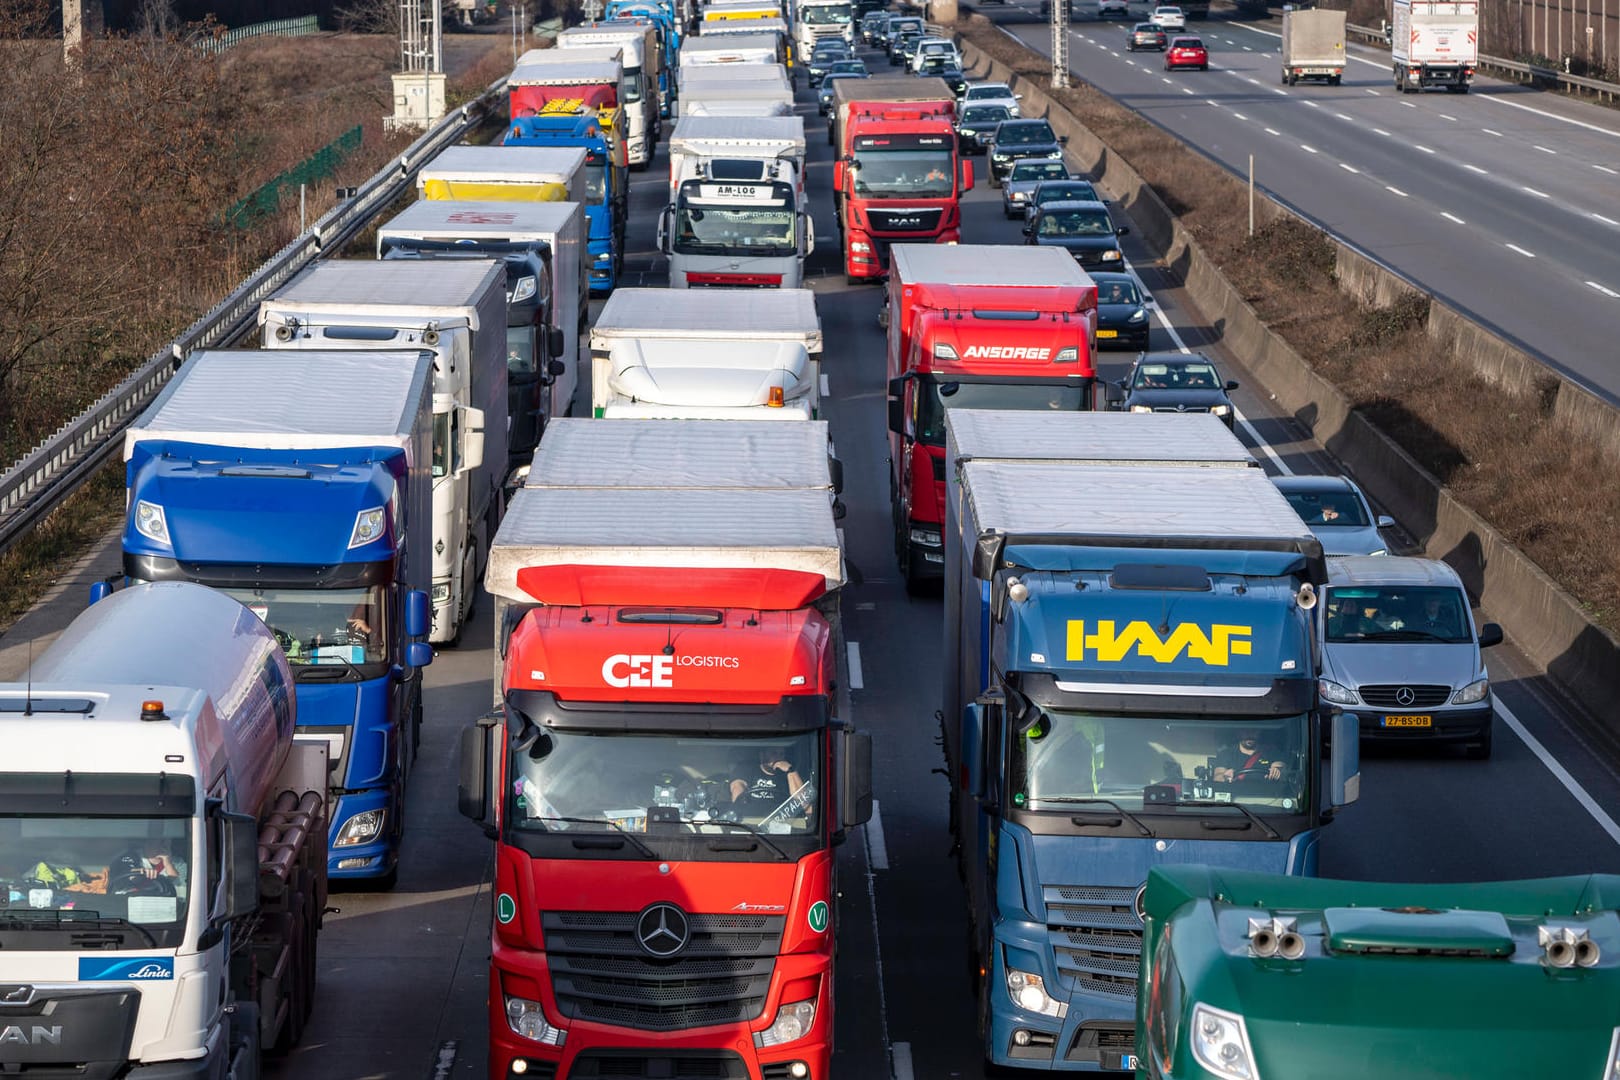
1346 20 1620 101
0 74 509 558
195 15 321 56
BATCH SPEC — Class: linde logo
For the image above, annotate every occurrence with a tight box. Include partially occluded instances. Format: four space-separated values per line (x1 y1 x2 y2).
0 1025 62 1046
602 654 742 687
964 345 1052 361
1065 621 1254 667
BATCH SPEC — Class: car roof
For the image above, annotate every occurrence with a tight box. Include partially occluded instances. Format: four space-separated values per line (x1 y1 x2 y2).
1133 21 1162 27
1170 35 1203 43
1089 271 1137 285
1327 555 1462 589
968 81 1013 92
1038 199 1111 212
1011 156 1068 168
1033 178 1094 188
1271 474 1360 496
1136 349 1214 365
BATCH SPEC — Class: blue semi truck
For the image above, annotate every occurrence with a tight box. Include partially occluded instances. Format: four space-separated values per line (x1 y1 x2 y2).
503 114 625 293
940 410 1361 1071
118 349 436 887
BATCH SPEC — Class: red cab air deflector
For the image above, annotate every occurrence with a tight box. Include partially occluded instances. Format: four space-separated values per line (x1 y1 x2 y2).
515 565 829 609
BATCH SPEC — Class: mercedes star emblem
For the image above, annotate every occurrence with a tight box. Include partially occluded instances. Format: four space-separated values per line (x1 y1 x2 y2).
1396 687 1416 706
1133 885 1148 924
635 902 691 959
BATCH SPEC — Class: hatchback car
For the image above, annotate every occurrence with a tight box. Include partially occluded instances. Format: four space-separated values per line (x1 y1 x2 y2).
1090 271 1152 351
807 40 854 85
1023 199 1128 268
1024 177 1102 220
1165 35 1208 70
1272 474 1395 556
860 11 888 43
912 38 961 72
961 81 1022 117
1002 157 1072 218
818 70 868 114
894 31 924 66
1098 0 1130 15
1110 350 1236 425
956 103 1014 153
1127 21 1168 49
1150 4 1186 29
988 118 1066 185
1318 556 1503 759
918 56 968 96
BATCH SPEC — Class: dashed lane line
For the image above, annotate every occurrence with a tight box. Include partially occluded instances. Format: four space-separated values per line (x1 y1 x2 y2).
1386 185 1409 196
1596 164 1619 175
1595 212 1620 226
1535 145 1558 154
1588 281 1620 298
1338 162 1359 173
1506 243 1537 258
1524 186 1551 198
1462 163 1488 174
1441 211 1466 224
1495 694 1620 850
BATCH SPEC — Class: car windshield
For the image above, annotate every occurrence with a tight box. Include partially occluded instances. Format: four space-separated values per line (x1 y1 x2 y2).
803 1 852 21
963 105 1011 124
827 60 866 74
1009 711 1310 814
917 378 1090 446
1097 279 1140 305
1037 209 1114 236
221 585 389 668
1012 161 1069 183
1133 361 1219 389
1323 586 1473 644
1173 37 1203 47
1283 488 1370 527
1133 22 1159 32
966 84 1012 100
997 122 1056 145
852 148 955 197
1037 182 1097 204
0 816 194 950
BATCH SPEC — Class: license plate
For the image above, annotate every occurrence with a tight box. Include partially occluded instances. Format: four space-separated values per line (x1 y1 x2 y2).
1383 714 1432 728
1104 1052 1140 1070
1096 329 1118 338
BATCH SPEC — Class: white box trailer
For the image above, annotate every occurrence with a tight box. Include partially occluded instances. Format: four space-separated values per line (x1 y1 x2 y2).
418 145 588 206
525 417 836 491
589 287 823 419
1280 7 1346 85
559 24 660 157
680 31 784 66
258 260 508 644
374 199 588 432
697 15 789 38
678 78 796 116
1392 0 1478 92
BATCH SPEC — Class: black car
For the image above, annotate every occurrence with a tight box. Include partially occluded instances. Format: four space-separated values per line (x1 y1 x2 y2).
818 70 868 114
987 118 1066 186
860 11 888 43
1090 271 1152 351
1024 177 1102 219
807 40 854 85
1110 350 1239 427
1022 199 1129 269
918 56 968 96
956 103 1013 154
1127 21 1169 50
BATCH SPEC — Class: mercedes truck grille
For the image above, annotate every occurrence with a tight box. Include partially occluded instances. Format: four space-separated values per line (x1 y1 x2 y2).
866 208 944 233
1043 885 1143 1000
543 911 784 1032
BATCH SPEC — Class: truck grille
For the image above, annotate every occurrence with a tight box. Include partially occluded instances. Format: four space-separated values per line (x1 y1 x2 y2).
1358 684 1452 708
543 911 784 1032
1151 406 1208 413
866 207 944 233
1044 885 1143 1000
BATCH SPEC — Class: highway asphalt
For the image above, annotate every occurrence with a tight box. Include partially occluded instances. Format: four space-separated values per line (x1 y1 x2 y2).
983 1 1620 400
3 38 1620 1080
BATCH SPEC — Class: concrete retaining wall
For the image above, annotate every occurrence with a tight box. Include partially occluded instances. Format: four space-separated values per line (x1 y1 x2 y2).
957 33 1620 726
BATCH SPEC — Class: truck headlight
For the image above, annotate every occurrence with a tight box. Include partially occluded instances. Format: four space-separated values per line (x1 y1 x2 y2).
1319 679 1359 705
909 526 941 546
505 996 567 1046
1053 347 1078 363
510 275 537 304
431 582 452 605
595 253 614 264
933 343 958 360
134 500 170 544
1209 404 1232 417
1129 405 1154 413
349 506 387 548
1452 678 1490 705
1101 249 1122 261
335 809 385 847
754 999 815 1047
1005 969 1066 1019
1191 1003 1258 1080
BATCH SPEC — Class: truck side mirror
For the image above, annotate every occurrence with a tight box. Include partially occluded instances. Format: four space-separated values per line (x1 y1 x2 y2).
459 407 486 473
1328 710 1361 807
1478 622 1504 648
841 729 873 828
960 158 975 193
458 716 500 835
404 588 431 638
657 205 673 252
549 327 566 359
802 211 815 255
406 641 434 668
887 396 905 436
828 455 845 495
1021 223 1033 236
221 810 261 920
963 703 988 797
547 358 568 378
88 580 112 606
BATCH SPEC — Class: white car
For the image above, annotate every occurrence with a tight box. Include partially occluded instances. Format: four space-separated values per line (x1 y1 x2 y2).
1150 5 1186 29
961 80 1022 117
911 38 962 72
1098 0 1130 16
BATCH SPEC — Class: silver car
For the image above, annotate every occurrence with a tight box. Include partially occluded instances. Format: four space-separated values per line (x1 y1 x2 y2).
1317 557 1504 759
1001 157 1072 219
1273 474 1394 556
960 81 1022 118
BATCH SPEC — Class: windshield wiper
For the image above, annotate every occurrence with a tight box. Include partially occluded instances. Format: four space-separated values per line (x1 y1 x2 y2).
1352 629 1457 642
667 817 791 862
0 911 160 947
1032 796 1153 837
1194 801 1281 840
529 816 658 859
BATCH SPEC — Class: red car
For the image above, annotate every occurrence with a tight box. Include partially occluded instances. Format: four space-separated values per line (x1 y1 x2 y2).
1165 35 1209 70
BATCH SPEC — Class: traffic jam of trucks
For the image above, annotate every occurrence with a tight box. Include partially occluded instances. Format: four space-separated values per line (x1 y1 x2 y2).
0 9 1609 1080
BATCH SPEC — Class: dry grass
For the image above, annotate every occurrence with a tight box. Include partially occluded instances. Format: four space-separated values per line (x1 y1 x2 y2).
960 13 1620 626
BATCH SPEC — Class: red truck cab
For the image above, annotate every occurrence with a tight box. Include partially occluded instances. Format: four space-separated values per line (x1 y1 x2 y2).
831 76 974 282
882 245 1097 589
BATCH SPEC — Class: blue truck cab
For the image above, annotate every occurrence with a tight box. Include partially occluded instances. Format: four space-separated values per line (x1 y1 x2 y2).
117 350 436 887
940 410 1361 1071
605 0 681 109
504 114 625 293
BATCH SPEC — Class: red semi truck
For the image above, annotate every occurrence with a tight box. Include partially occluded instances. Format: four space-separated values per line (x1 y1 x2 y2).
883 244 1098 588
460 420 871 1080
830 75 973 283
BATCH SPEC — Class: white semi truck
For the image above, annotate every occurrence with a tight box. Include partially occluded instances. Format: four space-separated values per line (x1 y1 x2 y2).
679 30 784 66
588 287 824 419
557 24 661 163
259 260 509 646
661 115 813 288
677 62 796 116
793 0 854 62
0 581 328 1075
1392 0 1478 92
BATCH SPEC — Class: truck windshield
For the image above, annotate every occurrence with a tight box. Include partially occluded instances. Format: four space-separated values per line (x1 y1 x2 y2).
508 729 823 850
674 202 796 257
802 2 852 21
1009 711 1310 815
0 816 193 950
624 68 644 103
221 585 389 671
585 161 607 203
852 149 955 197
917 377 1090 446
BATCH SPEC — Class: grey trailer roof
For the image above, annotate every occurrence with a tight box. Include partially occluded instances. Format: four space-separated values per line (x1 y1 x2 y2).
526 418 833 489
539 43 625 65
699 16 788 34
486 486 843 601
891 245 1092 289
420 145 586 182
961 461 1316 544
1326 555 1462 589
681 32 780 54
670 115 806 154
262 260 505 319
126 350 431 458
834 74 952 105
378 199 584 239
591 288 821 349
510 55 622 84
946 411 1255 468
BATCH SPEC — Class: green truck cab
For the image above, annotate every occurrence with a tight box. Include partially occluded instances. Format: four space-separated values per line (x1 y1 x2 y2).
1137 866 1620 1079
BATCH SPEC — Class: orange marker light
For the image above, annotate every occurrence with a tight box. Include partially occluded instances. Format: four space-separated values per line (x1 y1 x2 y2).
767 386 786 408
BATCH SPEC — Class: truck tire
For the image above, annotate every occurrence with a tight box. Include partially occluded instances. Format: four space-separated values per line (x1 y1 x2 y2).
1448 82 1469 93
228 1002 261 1080
1328 73 1341 85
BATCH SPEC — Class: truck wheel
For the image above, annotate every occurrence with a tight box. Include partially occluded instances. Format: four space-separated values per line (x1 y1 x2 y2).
1328 73 1341 85
228 1002 261 1080
1449 82 1469 93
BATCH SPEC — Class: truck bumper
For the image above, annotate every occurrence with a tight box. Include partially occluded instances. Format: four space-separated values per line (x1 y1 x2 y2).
988 927 1137 1071
906 521 944 578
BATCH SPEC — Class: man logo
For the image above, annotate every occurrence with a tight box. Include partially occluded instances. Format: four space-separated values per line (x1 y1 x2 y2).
1066 621 1254 667
602 654 674 688
0 1026 62 1047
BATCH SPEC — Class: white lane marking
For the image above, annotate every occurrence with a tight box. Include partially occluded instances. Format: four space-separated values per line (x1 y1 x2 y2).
1482 128 1504 136
1243 44 1252 50
1439 113 1458 121
1365 88 1381 95
1594 213 1620 227
1441 211 1466 224
867 798 889 869
1478 93 1620 140
1111 49 1121 56
1534 145 1557 155
1415 144 1436 154
892 1041 914 1080
1231 111 1248 119
1506 243 1536 258
1523 186 1551 198
1334 112 1353 121
1272 87 1288 95
1462 163 1488 174
1373 127 1392 136
821 373 831 397
1247 76 1261 85
847 641 865 689
1236 412 1292 475
1401 100 1417 108
1596 164 1620 175
1265 127 1281 135
1126 58 1137 65
1300 144 1319 153
1386 185 1409 196
1206 99 1223 106
1338 162 1359 173
1587 281 1620 298
1304 100 1321 108
1495 694 1620 849
1163 76 1174 83
1182 87 1195 94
